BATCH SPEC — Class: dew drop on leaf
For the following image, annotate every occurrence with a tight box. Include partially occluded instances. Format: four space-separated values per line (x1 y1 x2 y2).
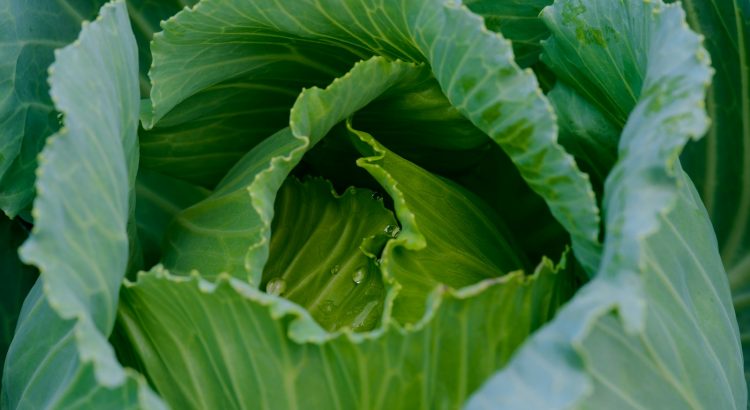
384 224 400 238
352 268 367 284
266 278 286 296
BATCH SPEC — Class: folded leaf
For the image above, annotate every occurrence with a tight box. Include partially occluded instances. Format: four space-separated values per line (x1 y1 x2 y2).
0 0 104 217
1 2 163 407
119 254 573 410
161 57 427 282
352 126 528 324
0 0 193 217
673 0 750 388
139 45 360 188
145 0 602 274
467 1 745 408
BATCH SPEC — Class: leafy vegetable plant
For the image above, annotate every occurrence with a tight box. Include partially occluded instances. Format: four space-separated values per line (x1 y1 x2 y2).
1 0 748 408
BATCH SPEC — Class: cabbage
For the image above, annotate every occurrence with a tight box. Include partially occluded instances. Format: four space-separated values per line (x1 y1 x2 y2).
1 0 747 408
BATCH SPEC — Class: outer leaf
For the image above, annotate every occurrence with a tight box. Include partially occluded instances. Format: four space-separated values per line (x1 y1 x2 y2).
467 0 745 408
161 57 427 283
674 0 750 387
679 0 750 271
0 0 103 217
0 0 192 217
5 282 163 410
145 0 602 274
352 126 528 324
119 255 573 410
0 216 36 370
1 2 163 408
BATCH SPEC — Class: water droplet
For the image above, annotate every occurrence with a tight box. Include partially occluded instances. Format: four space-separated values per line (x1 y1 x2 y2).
266 278 286 296
330 264 340 275
384 224 400 238
371 192 383 201
352 268 367 284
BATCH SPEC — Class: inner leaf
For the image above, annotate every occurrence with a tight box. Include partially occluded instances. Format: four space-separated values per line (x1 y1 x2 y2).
262 177 396 332
352 125 529 324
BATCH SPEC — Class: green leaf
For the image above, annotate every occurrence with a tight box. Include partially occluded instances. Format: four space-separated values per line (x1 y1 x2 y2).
161 57 427 282
139 45 361 188
457 145 572 264
464 0 553 67
4 282 164 409
548 82 619 185
0 0 193 217
0 0 103 217
262 177 395 332
124 0 198 94
467 0 745 408
0 215 36 371
352 125 528 324
1 2 163 407
673 0 750 388
135 169 211 268
118 254 573 410
352 78 493 175
145 0 602 274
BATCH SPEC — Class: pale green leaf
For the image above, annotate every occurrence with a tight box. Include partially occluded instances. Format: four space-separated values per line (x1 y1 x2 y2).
1 2 163 407
674 0 750 387
118 254 573 410
467 1 745 408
